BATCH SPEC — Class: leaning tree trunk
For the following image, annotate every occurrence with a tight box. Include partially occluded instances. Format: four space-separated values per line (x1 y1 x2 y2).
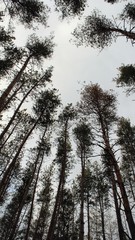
110 27 135 41
0 79 39 145
112 156 135 239
8 140 44 240
0 54 32 113
98 109 135 239
100 119 135 239
1 81 25 113
111 170 126 240
0 115 40 202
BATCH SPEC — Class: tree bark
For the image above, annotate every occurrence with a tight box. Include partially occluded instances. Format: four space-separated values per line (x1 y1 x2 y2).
0 80 38 146
0 54 32 113
8 136 44 240
79 151 85 240
99 111 135 239
110 27 135 41
46 121 68 240
87 194 91 240
25 130 46 240
111 171 126 240
0 115 40 201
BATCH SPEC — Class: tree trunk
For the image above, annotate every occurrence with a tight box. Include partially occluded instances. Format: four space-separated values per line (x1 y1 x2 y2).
87 194 91 240
0 117 20 150
46 173 63 240
25 130 46 240
79 153 85 240
99 198 106 240
0 80 38 146
0 116 40 201
112 156 135 239
8 139 44 240
110 27 135 41
111 171 126 240
46 121 68 240
99 112 135 239
1 81 25 113
0 54 32 113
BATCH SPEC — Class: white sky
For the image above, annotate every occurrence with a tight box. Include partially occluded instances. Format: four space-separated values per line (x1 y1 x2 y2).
13 0 135 124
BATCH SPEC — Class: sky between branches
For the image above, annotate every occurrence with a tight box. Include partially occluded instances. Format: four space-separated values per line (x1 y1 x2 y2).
13 0 135 123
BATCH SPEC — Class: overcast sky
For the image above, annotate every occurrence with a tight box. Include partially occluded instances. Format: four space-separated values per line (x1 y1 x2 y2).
14 0 135 123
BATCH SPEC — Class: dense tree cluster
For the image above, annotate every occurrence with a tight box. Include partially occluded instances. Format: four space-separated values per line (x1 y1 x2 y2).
0 0 135 240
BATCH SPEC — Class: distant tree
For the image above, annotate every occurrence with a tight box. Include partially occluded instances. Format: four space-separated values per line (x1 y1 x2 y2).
120 3 135 23
46 104 76 240
0 89 60 201
83 166 94 240
54 0 127 18
54 188 75 240
24 136 51 240
54 0 87 18
32 166 53 240
93 164 110 240
0 161 35 240
73 121 93 240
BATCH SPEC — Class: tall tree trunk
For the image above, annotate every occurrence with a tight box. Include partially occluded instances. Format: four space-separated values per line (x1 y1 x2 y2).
79 152 85 240
87 194 91 240
111 171 126 240
25 130 46 240
46 173 63 240
128 178 135 202
0 116 40 201
0 54 32 113
8 139 44 240
0 80 38 145
0 117 20 150
46 121 68 240
112 156 135 239
99 113 135 239
99 198 106 240
1 81 25 113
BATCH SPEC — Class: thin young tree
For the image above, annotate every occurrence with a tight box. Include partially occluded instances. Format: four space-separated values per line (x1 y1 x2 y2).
73 121 93 240
32 166 54 240
0 67 53 147
0 89 60 202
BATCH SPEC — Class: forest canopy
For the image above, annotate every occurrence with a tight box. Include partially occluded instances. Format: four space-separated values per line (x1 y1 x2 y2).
0 0 135 240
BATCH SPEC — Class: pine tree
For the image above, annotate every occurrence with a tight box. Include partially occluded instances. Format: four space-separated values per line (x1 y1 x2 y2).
73 121 93 240
78 83 135 239
46 104 76 240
